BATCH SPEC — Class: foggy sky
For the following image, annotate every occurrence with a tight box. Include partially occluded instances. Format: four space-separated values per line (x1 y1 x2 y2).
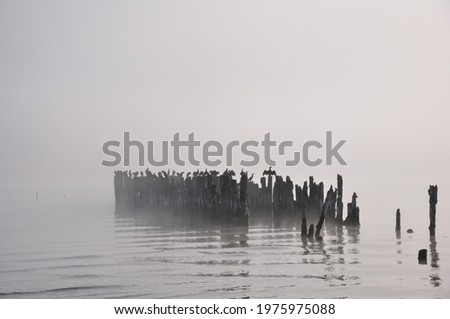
1 0 450 228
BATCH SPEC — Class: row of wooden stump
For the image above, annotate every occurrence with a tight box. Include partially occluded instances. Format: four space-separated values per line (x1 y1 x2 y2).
113 168 361 237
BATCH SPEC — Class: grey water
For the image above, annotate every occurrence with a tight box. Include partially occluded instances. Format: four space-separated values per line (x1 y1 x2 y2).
0 206 449 299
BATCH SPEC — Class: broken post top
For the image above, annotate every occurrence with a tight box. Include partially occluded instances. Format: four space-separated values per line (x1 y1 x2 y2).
352 192 358 205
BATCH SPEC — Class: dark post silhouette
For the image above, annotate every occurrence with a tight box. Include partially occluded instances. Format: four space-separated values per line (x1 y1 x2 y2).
344 192 360 226
428 185 438 236
418 249 427 264
263 167 276 208
395 208 401 235
336 174 343 224
316 186 333 240
238 170 250 227
301 217 308 239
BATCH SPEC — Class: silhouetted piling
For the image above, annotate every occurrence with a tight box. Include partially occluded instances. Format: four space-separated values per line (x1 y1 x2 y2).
301 217 308 239
395 208 401 234
273 174 295 218
113 168 363 242
428 185 438 236
325 186 336 226
263 167 276 207
418 249 427 264
336 174 343 224
316 187 332 239
315 215 324 241
344 192 360 226
238 170 250 227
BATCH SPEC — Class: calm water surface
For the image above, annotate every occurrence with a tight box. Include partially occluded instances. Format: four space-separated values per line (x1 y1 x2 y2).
0 207 448 298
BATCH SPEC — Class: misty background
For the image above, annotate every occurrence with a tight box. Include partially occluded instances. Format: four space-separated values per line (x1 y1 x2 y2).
1 0 450 232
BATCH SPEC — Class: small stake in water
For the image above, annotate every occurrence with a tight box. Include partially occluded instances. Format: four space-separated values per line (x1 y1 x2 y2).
418 249 427 264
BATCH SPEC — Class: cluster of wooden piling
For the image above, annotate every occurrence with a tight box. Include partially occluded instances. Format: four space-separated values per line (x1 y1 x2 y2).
114 168 361 236
114 169 250 225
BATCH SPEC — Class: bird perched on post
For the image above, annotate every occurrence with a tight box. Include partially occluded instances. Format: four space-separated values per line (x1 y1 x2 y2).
263 166 277 176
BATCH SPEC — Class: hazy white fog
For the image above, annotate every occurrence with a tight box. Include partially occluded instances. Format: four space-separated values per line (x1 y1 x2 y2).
1 0 450 230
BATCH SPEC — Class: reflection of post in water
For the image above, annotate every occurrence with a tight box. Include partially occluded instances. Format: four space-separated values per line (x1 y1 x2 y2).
347 226 360 243
336 224 345 264
429 236 441 287
220 226 249 248
325 224 337 237
336 222 343 240
346 226 360 264
396 237 402 264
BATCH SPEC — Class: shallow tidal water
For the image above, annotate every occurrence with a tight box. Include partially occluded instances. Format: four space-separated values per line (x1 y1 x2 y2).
0 207 448 299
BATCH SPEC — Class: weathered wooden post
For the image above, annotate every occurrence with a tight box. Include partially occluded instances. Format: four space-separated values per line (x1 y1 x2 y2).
263 167 276 209
301 217 308 239
325 186 336 226
316 187 332 240
268 174 273 203
239 170 250 227
336 174 343 224
428 185 438 236
395 208 401 235
418 249 427 264
344 192 360 226
315 215 325 241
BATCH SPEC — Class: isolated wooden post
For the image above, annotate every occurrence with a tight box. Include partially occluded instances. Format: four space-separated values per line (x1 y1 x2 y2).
395 208 401 233
418 249 427 264
428 185 438 236
344 192 360 226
